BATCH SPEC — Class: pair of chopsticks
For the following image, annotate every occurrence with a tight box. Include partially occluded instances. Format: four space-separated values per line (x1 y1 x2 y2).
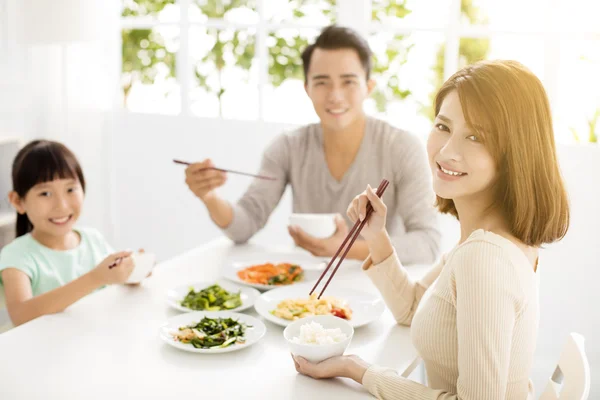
108 258 123 269
173 159 276 181
309 179 390 299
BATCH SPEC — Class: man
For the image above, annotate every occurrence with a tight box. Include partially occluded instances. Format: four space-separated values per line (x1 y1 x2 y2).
185 25 440 264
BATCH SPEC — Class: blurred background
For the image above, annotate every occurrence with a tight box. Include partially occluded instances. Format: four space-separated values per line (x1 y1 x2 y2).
0 0 599 395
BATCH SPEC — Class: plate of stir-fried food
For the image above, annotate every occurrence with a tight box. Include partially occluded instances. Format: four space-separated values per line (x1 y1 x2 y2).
160 311 266 353
221 256 324 291
254 283 385 328
166 281 260 313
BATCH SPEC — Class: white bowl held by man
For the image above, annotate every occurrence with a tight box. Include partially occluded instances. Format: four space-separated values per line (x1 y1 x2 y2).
289 213 337 239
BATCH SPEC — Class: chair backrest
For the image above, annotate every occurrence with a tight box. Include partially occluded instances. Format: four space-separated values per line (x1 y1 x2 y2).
539 333 590 400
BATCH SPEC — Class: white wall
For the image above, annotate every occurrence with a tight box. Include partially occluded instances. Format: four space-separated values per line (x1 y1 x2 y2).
22 0 120 243
532 145 600 394
0 0 26 140
112 113 599 395
111 113 298 258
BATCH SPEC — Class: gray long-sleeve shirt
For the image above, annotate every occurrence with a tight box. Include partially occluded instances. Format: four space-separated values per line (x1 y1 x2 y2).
223 117 441 265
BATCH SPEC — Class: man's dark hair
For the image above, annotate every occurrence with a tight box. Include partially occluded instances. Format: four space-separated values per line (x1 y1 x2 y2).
301 25 373 82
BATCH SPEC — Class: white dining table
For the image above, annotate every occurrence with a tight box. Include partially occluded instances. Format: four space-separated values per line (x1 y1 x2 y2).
0 238 430 400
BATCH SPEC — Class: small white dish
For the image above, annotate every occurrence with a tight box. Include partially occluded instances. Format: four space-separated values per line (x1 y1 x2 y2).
254 282 385 328
284 315 354 363
166 280 260 313
289 213 337 239
126 252 156 284
159 311 266 354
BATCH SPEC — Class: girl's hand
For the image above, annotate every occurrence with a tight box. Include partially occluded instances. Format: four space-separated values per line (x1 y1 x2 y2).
125 248 153 286
347 184 388 242
92 251 134 286
292 354 370 384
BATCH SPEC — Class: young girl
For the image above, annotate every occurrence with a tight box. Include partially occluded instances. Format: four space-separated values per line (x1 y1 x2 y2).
0 140 147 327
291 60 570 398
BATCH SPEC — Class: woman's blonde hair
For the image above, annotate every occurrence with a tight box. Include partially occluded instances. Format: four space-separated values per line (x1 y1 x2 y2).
434 60 569 247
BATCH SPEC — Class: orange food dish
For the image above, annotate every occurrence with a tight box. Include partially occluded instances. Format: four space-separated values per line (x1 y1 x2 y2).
236 263 304 286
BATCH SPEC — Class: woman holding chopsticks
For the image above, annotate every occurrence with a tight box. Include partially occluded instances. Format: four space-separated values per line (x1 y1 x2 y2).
292 59 570 399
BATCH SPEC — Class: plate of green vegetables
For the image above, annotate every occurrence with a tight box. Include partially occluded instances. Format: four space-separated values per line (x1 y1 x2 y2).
167 281 260 313
160 311 266 354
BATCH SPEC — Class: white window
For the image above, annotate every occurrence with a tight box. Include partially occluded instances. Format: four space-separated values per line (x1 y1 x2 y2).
121 0 600 144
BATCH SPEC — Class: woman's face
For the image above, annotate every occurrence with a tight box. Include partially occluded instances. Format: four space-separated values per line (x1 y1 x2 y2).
427 90 497 202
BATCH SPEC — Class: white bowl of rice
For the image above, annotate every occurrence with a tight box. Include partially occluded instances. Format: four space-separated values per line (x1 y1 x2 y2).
283 315 354 363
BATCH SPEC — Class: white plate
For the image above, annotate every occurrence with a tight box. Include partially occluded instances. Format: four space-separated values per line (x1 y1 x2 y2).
221 255 326 291
159 311 266 354
166 280 260 313
254 283 385 328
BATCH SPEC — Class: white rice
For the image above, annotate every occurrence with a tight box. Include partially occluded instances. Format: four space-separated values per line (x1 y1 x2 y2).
291 321 348 345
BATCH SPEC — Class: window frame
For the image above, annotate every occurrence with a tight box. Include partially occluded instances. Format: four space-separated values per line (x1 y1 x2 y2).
120 0 600 127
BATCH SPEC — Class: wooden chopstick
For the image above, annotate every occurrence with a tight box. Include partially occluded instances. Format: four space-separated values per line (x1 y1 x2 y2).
173 159 276 181
310 179 390 299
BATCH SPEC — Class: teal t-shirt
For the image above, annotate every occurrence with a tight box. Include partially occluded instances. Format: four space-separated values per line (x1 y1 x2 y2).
0 228 114 297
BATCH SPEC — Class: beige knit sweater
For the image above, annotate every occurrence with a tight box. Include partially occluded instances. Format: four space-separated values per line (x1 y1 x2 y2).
361 229 539 399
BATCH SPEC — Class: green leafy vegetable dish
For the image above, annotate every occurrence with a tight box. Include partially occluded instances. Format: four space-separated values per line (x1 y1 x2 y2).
180 284 242 311
172 317 249 349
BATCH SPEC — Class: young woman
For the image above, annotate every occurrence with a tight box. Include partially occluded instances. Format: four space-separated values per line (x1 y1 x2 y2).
291 60 570 399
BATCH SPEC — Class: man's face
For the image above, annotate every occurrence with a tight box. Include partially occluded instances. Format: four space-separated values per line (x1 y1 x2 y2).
305 48 374 132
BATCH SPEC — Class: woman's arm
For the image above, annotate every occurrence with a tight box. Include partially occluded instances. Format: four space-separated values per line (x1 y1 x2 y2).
361 242 523 400
363 230 443 326
347 186 443 326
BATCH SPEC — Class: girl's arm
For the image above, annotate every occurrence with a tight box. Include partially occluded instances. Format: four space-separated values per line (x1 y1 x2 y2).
2 251 134 326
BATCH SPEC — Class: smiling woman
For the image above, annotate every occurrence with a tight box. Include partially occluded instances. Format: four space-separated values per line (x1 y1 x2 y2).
430 60 569 246
293 59 570 399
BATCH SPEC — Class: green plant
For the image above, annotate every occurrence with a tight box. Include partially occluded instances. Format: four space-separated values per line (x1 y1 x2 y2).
571 108 600 143
267 0 334 86
370 0 413 112
121 0 419 114
421 0 490 121
192 1 257 116
121 0 177 106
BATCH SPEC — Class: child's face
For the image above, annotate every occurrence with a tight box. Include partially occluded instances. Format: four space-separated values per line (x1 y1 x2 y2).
16 178 84 236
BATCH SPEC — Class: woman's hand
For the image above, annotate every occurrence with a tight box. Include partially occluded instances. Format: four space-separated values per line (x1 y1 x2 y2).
347 184 388 242
291 354 370 384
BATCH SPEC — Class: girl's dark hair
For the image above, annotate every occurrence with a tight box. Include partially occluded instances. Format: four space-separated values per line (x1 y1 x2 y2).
12 140 85 237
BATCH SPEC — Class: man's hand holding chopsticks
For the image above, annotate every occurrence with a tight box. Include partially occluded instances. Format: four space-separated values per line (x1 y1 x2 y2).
185 159 228 202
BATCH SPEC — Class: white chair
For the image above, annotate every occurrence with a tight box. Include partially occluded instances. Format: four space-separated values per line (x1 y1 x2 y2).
540 333 591 400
